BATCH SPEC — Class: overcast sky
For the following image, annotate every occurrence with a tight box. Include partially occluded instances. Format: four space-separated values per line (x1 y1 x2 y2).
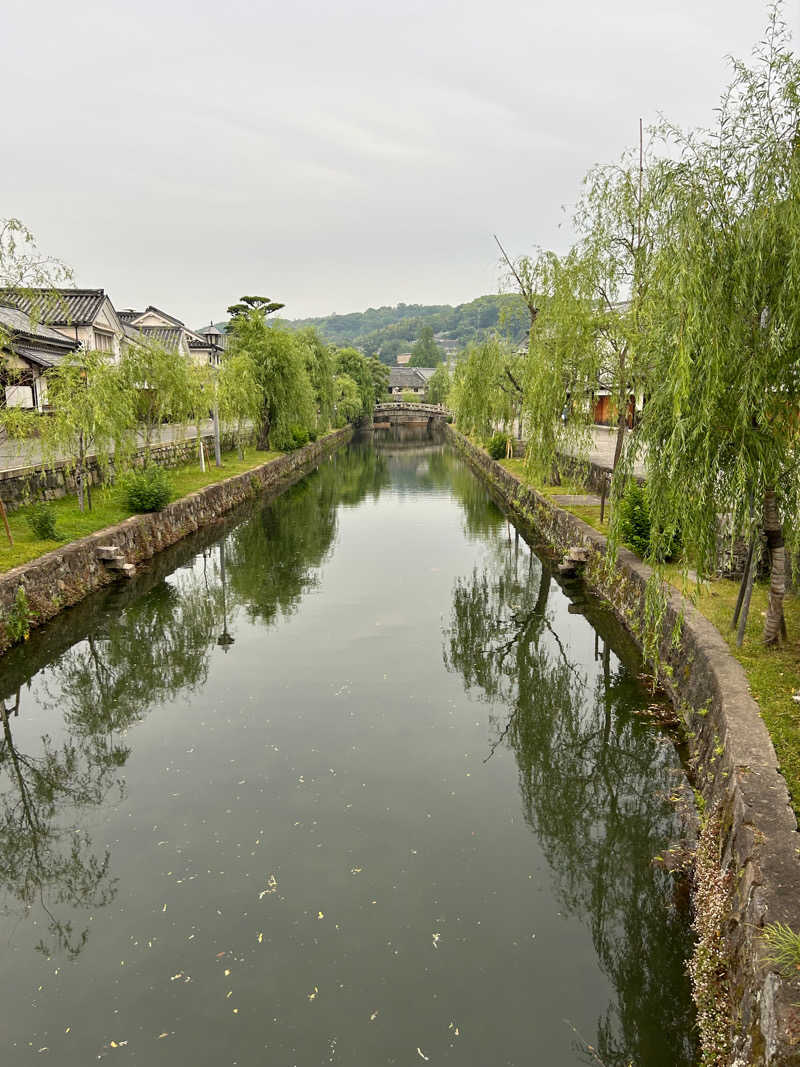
2 0 796 326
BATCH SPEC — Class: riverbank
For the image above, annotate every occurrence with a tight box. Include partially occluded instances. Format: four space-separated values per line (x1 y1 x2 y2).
448 425 800 1067
0 427 352 655
0 445 280 572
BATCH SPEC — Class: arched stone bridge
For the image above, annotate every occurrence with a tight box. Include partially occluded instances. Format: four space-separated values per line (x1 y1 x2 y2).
371 403 452 427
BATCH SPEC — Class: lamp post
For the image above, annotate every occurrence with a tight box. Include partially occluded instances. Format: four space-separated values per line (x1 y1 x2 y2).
216 539 234 651
203 323 223 467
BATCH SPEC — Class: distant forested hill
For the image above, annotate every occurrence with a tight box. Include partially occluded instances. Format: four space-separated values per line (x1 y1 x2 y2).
288 294 529 362
216 294 529 364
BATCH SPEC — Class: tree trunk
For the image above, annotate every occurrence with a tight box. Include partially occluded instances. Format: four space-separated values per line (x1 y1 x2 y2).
763 488 786 646
256 404 271 451
613 401 626 470
77 433 85 513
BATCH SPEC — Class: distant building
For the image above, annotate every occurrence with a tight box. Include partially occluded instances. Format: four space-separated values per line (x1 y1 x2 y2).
0 304 79 410
388 367 435 396
3 288 127 362
118 306 223 366
396 352 412 365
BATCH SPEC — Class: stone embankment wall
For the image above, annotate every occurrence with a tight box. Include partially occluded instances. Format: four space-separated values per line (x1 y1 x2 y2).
0 430 249 510
0 428 351 655
449 426 800 1067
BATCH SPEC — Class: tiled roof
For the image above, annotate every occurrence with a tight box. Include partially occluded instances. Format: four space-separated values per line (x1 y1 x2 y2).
2 288 108 325
143 305 184 327
133 325 185 351
0 304 80 345
388 367 433 389
117 309 143 324
0 304 80 367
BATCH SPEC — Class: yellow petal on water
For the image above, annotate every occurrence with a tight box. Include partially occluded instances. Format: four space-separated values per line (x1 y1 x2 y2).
232 1008 239 1014
317 911 324 919
307 986 318 1001
224 969 231 976
170 973 183 981
162 904 167 912
64 1028 70 1035
257 932 263 943
226 991 233 998
370 1011 379 1021
417 1049 429 1061
158 1033 169 1039
110 1042 118 1048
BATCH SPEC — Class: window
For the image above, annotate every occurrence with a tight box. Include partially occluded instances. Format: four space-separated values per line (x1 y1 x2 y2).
94 330 114 353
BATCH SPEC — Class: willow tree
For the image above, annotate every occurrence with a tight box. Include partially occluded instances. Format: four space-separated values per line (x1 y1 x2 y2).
449 337 523 439
334 348 376 417
0 218 73 440
635 5 800 645
334 373 361 424
226 302 314 450
297 328 336 432
119 340 194 461
219 351 260 459
519 136 673 482
39 351 135 511
425 362 451 406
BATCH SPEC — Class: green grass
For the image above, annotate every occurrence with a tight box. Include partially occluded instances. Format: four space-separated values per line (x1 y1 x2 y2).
498 458 610 534
0 446 281 573
676 572 800 815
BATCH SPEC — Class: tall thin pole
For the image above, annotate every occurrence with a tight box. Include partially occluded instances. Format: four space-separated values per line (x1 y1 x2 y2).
213 399 222 467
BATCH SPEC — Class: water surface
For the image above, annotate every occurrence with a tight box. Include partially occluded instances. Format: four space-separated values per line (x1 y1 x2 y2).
0 436 694 1065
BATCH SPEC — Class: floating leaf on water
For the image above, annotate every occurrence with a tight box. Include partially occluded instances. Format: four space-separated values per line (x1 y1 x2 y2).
317 911 324 919
370 1011 379 1021
417 1049 429 1061
158 1033 169 1039
257 932 263 943
308 986 319 1001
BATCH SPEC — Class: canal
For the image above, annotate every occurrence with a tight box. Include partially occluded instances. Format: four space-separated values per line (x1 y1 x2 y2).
0 435 695 1065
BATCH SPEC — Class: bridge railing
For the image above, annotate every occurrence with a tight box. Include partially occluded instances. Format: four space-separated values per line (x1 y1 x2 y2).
373 403 452 416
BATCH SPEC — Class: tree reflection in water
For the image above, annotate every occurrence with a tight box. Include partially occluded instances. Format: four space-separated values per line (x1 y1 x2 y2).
443 534 695 1067
0 692 117 960
0 449 393 963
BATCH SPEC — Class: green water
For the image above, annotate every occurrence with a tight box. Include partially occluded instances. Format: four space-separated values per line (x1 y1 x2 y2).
0 437 695 1065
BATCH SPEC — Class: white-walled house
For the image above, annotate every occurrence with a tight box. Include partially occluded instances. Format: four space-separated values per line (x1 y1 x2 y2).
119 307 223 367
4 289 127 362
0 304 80 410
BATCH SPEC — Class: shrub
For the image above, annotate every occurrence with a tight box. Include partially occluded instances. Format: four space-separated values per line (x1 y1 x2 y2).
123 467 172 513
308 426 318 442
288 425 310 451
27 502 59 540
618 481 680 560
5 586 32 643
487 432 511 460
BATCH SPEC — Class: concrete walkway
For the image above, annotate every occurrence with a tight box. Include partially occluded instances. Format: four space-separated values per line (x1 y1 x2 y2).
0 419 216 472
583 426 646 479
